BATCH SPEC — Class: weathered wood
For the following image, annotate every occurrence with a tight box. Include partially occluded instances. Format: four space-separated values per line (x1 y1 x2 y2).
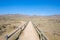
32 23 48 40
5 35 8 40
18 21 40 40
5 21 29 40
5 21 48 40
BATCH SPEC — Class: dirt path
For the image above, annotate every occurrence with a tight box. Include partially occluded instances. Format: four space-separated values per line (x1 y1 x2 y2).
18 21 40 40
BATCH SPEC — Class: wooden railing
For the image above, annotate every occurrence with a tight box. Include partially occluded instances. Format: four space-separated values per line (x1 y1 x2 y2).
5 21 29 40
5 21 48 40
32 23 48 40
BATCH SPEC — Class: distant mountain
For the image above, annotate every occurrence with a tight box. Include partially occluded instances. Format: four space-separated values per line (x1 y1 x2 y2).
0 14 31 21
0 14 60 20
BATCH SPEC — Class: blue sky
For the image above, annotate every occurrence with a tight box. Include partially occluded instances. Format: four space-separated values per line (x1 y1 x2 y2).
0 0 60 16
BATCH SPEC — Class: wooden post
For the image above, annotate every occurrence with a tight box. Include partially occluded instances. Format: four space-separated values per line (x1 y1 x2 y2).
5 35 8 40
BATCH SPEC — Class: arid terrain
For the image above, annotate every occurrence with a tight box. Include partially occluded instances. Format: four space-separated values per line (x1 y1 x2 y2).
31 15 60 40
0 14 60 40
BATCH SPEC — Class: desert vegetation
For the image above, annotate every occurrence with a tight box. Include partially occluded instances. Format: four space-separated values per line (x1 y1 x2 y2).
0 14 60 40
31 16 60 40
0 14 27 40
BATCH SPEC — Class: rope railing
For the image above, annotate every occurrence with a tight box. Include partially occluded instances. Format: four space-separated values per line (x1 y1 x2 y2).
5 21 29 40
32 23 48 40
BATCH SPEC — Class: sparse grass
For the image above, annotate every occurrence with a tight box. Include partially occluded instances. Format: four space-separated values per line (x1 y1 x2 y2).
0 16 26 40
31 17 60 40
0 14 60 40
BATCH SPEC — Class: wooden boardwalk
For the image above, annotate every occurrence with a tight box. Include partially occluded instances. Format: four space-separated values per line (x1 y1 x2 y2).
18 21 40 40
5 21 48 40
